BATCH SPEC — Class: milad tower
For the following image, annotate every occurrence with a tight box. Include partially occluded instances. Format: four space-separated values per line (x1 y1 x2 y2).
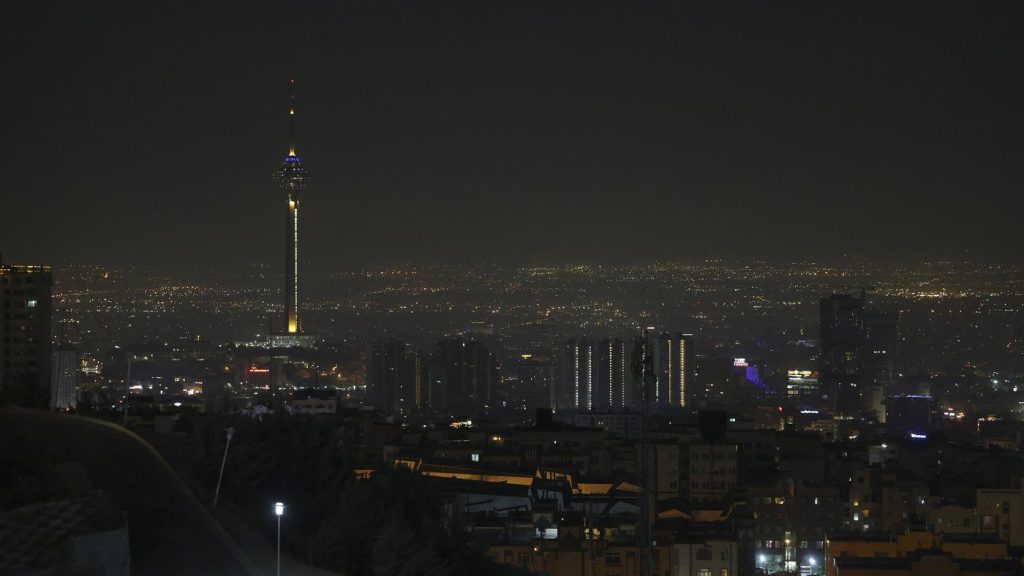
274 78 308 335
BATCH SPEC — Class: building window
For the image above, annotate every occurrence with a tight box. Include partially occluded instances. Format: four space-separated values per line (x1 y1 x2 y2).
470 453 480 462
697 570 711 576
26 300 37 308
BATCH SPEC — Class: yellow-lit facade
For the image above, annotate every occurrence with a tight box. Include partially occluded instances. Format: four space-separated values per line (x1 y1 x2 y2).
824 532 1008 576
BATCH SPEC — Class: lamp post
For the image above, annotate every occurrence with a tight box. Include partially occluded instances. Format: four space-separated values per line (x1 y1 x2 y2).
275 502 285 576
212 427 235 507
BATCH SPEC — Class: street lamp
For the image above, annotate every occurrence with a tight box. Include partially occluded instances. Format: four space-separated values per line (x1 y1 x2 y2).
274 502 285 576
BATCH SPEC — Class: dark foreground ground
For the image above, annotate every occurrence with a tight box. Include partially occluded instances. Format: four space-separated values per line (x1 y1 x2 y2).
0 408 261 576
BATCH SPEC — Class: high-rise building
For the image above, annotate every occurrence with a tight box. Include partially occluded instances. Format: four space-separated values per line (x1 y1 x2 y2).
863 308 899 390
560 334 692 412
819 294 865 415
885 394 932 436
648 332 695 409
408 350 428 410
594 337 628 410
0 263 53 405
274 79 309 335
513 353 556 413
428 337 498 415
558 337 595 410
51 345 79 410
368 338 416 413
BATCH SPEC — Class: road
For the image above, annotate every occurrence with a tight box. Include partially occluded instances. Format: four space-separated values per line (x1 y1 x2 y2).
0 408 261 576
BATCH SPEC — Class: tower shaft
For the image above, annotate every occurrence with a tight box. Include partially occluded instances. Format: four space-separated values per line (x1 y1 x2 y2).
286 192 299 333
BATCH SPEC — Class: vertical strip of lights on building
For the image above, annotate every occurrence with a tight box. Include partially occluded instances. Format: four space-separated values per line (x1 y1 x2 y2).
619 341 625 407
667 336 673 406
293 200 299 332
679 338 685 407
586 345 593 410
574 344 580 408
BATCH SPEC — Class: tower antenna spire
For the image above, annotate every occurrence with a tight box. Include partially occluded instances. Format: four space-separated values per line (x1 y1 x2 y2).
288 77 297 157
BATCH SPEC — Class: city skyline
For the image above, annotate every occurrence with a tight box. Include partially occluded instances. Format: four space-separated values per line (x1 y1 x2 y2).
4 4 1024 575
3 0 1023 268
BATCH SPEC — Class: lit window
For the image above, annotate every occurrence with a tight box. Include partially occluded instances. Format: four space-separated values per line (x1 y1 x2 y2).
26 300 37 308
470 453 480 462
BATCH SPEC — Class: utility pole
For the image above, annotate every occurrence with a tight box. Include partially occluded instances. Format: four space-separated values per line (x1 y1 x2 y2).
123 353 132 426
213 427 235 507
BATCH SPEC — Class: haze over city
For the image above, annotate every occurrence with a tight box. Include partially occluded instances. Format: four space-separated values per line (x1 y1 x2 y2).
3 1 1023 268
3 2 1024 576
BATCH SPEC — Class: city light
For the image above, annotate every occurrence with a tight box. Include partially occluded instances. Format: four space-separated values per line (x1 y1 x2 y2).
8 5 1022 574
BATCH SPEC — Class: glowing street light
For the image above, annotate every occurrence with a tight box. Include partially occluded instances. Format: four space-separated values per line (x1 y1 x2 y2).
274 502 285 576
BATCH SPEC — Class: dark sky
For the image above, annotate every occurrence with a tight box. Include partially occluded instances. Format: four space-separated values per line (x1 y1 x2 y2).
2 1 1022 269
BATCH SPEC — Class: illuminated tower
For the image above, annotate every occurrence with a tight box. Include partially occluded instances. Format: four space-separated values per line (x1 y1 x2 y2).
274 79 308 334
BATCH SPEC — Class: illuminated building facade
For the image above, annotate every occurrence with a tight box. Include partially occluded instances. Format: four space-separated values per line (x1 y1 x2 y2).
649 332 695 409
824 531 1010 576
273 79 309 335
595 337 628 410
559 334 692 412
0 263 52 402
558 337 595 410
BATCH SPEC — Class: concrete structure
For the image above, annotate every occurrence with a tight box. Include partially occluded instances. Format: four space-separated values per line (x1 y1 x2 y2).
368 338 414 412
428 336 498 414
0 263 52 403
273 78 309 335
573 410 643 439
50 345 79 410
748 476 842 574
688 442 738 504
673 538 738 576
976 484 1024 546
819 294 865 416
650 332 696 409
559 337 596 410
289 396 336 415
824 532 1009 576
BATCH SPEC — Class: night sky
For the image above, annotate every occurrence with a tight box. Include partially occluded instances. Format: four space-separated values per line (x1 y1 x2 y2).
2 1 1022 269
